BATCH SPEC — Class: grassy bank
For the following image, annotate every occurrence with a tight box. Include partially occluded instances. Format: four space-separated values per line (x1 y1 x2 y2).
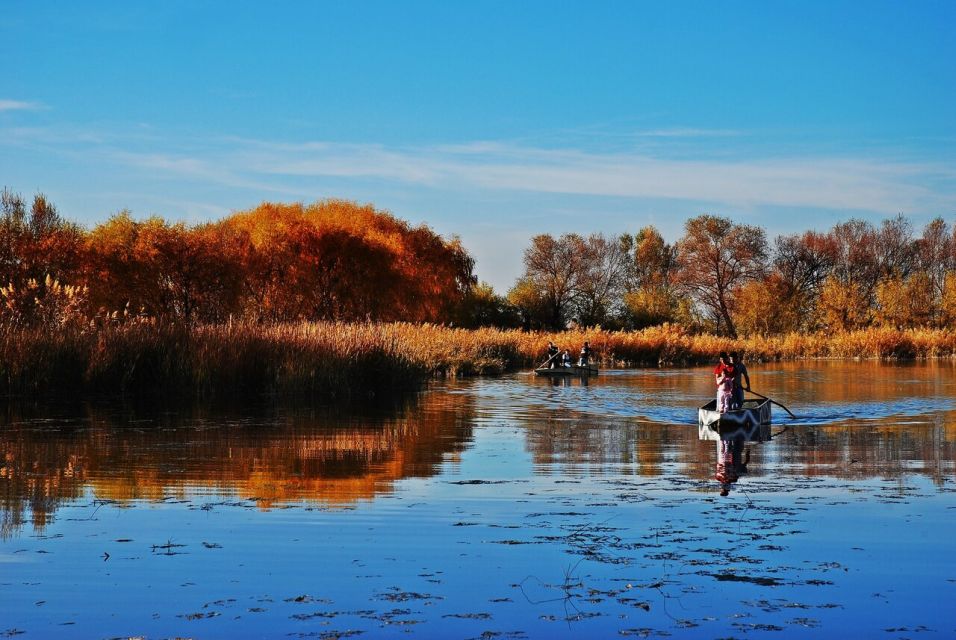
2 322 955 399
0 322 427 399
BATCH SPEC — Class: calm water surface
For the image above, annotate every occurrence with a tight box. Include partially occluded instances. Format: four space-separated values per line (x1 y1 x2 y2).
2 361 955 639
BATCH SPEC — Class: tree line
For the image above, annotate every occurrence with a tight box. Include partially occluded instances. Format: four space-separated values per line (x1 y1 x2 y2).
494 214 956 336
3 188 954 338
0 190 474 328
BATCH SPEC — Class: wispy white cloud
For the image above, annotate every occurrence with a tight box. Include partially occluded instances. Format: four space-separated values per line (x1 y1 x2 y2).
2 122 954 218
214 138 956 215
0 99 44 112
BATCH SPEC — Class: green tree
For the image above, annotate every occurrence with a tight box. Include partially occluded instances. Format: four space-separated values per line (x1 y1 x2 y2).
453 282 521 328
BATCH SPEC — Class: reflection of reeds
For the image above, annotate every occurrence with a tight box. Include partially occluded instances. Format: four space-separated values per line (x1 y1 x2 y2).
2 322 955 398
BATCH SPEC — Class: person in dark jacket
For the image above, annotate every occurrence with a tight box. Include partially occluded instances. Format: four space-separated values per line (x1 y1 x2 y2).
545 341 560 368
728 352 750 409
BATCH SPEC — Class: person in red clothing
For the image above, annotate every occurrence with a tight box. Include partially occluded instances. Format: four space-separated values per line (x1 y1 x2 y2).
714 352 735 413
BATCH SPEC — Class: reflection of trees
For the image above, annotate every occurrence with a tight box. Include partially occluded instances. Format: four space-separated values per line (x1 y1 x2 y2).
519 411 956 491
0 394 474 538
772 422 956 485
522 417 678 477
680 422 956 488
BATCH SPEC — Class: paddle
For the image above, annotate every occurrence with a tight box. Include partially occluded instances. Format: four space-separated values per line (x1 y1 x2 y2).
745 389 796 419
537 352 559 369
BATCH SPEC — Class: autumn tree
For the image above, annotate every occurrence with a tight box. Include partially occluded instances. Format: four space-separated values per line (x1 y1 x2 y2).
624 226 681 328
84 213 198 319
219 200 474 323
673 215 768 338
915 218 953 322
817 276 869 331
0 190 85 326
874 272 934 329
507 277 549 330
771 230 837 331
572 233 632 327
510 233 586 329
733 274 801 336
829 219 880 302
874 215 917 279
941 274 956 327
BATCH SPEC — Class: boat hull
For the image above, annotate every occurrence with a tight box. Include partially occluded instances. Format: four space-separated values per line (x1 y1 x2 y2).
698 398 771 441
534 365 599 377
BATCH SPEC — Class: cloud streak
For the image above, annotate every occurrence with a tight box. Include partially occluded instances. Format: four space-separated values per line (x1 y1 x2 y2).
0 99 43 112
225 138 956 215
3 123 954 217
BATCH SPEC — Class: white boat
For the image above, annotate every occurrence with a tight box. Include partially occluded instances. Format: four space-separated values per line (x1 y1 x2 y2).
698 398 771 441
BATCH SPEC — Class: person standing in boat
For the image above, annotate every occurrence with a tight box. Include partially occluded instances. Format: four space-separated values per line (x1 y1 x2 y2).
714 352 735 413
545 341 560 368
578 341 593 367
728 352 750 410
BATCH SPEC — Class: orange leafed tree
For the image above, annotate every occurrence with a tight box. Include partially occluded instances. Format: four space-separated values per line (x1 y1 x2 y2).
0 190 85 326
78 199 474 324
216 200 474 323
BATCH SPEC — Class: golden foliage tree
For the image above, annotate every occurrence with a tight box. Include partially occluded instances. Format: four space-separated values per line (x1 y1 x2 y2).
875 273 934 329
219 200 474 323
941 273 956 328
625 226 681 328
818 276 869 332
733 274 801 336
58 197 475 325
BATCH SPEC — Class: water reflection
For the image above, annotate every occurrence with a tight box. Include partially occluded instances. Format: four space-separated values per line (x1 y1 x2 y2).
0 394 475 538
2 361 956 538
705 427 770 497
506 361 956 489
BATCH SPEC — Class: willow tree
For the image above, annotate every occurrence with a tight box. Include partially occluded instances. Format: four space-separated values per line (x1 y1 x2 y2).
674 215 768 338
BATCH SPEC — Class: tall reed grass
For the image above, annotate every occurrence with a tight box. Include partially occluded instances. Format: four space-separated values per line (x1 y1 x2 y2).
2 322 954 399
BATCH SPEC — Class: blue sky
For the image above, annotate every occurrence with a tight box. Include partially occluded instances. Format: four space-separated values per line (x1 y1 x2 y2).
2 1 954 291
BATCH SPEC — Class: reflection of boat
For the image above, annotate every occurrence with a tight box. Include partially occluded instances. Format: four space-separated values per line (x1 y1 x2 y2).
698 398 771 442
534 365 599 377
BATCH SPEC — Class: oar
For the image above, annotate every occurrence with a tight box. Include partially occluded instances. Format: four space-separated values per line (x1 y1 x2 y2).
537 352 559 369
745 389 796 419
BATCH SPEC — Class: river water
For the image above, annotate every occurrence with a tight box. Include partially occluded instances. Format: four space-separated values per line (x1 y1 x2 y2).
2 361 955 639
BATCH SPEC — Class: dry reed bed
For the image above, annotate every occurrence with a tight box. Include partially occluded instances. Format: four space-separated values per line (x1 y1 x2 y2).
2 322 955 398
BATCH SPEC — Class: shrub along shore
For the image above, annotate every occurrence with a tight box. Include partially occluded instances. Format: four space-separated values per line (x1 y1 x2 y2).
2 322 956 400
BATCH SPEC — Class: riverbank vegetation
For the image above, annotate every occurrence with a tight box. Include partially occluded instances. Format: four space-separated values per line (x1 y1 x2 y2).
1 189 955 397
3 321 955 399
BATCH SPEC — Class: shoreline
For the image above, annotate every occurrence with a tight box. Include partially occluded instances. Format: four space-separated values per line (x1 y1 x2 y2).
2 321 955 399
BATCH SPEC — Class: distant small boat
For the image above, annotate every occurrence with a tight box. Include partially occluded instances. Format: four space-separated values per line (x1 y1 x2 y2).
534 365 599 377
698 398 771 441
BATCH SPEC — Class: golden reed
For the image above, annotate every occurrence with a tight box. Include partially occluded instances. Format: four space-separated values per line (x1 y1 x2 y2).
2 322 955 398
